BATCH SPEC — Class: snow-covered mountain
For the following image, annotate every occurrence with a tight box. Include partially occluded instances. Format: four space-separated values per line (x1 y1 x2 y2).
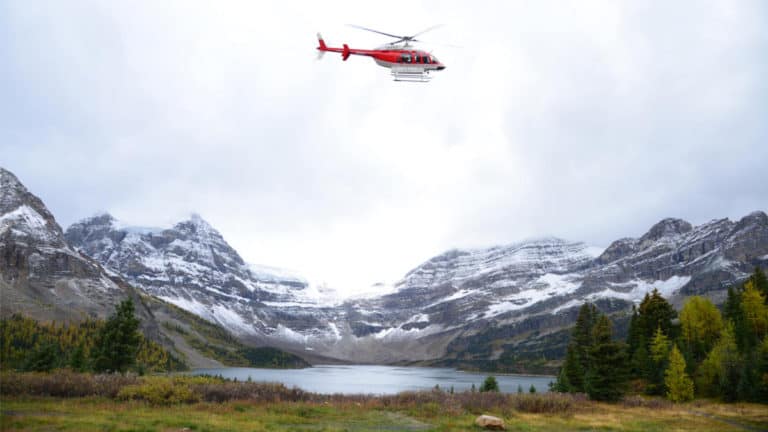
65 207 768 368
1 167 311 368
0 167 145 323
65 213 344 342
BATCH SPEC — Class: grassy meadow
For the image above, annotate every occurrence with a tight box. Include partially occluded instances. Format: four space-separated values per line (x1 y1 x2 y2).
0 372 766 431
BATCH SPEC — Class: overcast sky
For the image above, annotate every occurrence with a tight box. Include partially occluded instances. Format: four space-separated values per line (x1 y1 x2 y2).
2 1 767 296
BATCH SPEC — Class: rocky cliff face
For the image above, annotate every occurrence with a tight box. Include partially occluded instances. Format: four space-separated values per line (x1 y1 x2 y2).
0 167 148 323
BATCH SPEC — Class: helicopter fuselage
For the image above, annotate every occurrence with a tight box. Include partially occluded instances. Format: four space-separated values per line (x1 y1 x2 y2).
317 34 445 81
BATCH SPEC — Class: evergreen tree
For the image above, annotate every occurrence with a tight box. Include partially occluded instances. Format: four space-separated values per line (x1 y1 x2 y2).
23 341 59 372
637 289 677 341
626 305 643 375
560 343 583 392
757 336 768 402
68 342 87 372
552 367 572 393
573 303 598 374
480 376 499 392
584 315 629 402
665 344 694 402
529 384 537 393
91 299 141 373
748 267 768 300
630 337 650 381
724 286 742 323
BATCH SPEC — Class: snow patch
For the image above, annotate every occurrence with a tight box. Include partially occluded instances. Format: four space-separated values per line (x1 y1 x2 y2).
552 299 583 314
484 273 582 317
159 296 214 322
372 324 442 340
327 322 341 340
599 275 692 302
211 304 254 335
0 205 53 240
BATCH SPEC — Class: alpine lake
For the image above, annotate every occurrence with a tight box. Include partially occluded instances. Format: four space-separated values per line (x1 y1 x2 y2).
192 365 554 394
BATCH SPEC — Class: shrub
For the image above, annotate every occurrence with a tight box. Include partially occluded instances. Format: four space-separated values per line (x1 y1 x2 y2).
117 377 200 405
511 393 577 414
0 371 137 398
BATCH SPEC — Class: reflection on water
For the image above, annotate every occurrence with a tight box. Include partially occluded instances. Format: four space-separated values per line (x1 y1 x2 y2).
192 365 554 395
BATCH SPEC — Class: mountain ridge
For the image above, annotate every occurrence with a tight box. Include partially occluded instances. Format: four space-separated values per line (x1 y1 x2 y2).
64 199 768 368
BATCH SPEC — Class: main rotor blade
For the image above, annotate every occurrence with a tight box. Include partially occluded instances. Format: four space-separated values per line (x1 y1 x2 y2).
417 39 464 49
410 24 443 39
347 24 403 40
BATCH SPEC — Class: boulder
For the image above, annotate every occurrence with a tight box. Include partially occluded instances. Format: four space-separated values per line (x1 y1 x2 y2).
475 414 505 430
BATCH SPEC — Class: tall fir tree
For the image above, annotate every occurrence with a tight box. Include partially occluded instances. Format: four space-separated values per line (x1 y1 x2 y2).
558 343 584 392
637 289 677 341
573 303 598 374
584 315 629 402
626 306 642 370
748 267 768 300
91 299 141 373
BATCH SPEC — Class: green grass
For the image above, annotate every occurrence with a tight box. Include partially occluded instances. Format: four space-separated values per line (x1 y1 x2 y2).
1 397 766 432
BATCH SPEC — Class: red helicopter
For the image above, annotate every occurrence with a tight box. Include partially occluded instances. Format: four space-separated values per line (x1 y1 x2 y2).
317 25 446 82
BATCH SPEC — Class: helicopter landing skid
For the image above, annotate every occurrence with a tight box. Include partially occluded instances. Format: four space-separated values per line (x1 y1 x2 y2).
391 67 431 82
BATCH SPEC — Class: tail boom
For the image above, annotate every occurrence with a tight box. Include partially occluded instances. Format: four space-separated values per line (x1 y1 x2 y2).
316 33 371 61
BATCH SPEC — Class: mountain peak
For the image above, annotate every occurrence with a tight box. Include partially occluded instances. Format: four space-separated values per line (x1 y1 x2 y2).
0 167 64 244
739 210 768 225
173 213 216 236
640 218 692 242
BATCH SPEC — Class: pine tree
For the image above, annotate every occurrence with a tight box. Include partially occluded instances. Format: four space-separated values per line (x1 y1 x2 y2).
757 336 768 402
749 267 768 300
626 305 642 374
560 343 583 392
68 342 87 372
584 315 629 401
638 289 677 341
552 366 572 393
91 299 141 373
665 344 694 402
630 337 650 381
23 340 59 372
573 303 597 374
480 376 499 392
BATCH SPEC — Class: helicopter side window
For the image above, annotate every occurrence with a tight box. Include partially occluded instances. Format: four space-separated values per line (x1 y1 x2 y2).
423 56 430 64
401 54 411 63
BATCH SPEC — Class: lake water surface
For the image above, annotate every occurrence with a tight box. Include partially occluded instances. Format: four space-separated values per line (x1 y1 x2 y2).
193 365 554 395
